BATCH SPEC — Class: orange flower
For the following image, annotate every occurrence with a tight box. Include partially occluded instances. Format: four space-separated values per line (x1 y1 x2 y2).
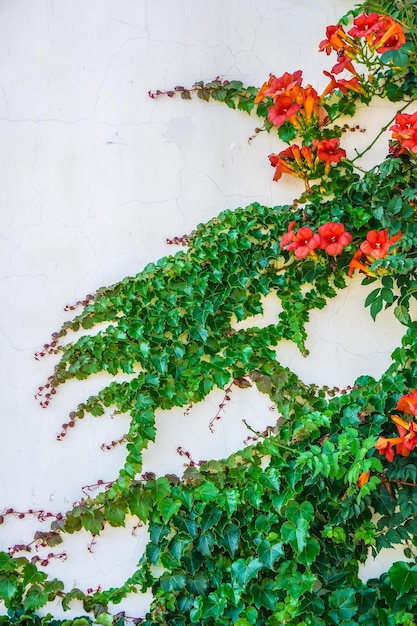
359 229 402 259
267 94 301 128
372 15 406 54
357 471 370 488
318 222 352 256
348 13 384 43
348 250 372 278
331 55 358 76
321 71 365 97
375 437 403 462
390 112 417 154
312 138 346 174
319 24 357 57
280 221 297 250
391 414 417 452
297 85 321 122
254 70 303 103
396 390 417 417
269 144 316 183
285 226 322 259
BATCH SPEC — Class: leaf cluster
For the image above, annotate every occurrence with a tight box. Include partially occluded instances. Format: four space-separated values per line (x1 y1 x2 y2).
1 3 417 624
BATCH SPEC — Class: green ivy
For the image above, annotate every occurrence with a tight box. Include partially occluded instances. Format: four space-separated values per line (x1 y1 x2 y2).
1 1 417 624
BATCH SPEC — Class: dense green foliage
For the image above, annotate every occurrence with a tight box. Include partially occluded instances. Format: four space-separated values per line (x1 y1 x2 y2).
1 0 417 624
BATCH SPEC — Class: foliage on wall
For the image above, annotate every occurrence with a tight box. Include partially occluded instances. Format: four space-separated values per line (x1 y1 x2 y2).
1 0 417 624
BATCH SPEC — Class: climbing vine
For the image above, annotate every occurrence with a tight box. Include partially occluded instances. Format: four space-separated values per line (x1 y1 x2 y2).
1 1 417 624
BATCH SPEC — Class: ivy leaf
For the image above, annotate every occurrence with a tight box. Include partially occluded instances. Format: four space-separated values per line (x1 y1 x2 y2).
200 506 222 532
298 537 320 567
190 593 227 621
186 570 209 595
285 500 314 523
252 578 277 610
328 588 358 621
281 518 309 553
22 562 47 587
160 570 186 592
0 573 18 603
219 523 240 557
168 533 192 561
257 540 284 569
388 561 417 596
158 499 182 524
104 501 127 527
23 584 49 611
194 481 220 501
231 558 263 588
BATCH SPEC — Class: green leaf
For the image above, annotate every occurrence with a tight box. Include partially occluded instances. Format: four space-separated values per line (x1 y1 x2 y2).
160 570 186 592
394 304 411 325
219 523 240 557
23 585 49 611
0 574 18 603
104 501 127 527
281 518 309 553
257 540 284 569
200 506 222 532
298 537 320 567
364 288 380 307
158 499 182 524
328 588 357 621
231 558 263 588
252 578 277 611
194 481 220 501
388 561 417 596
186 570 209 595
370 297 383 321
285 500 314 523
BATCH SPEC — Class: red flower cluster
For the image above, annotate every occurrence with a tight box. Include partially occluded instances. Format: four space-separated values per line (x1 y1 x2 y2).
280 221 352 259
348 229 402 277
390 111 417 155
255 12 406 185
375 390 417 462
269 138 346 185
255 70 326 132
319 13 405 103
349 13 406 54
320 12 405 66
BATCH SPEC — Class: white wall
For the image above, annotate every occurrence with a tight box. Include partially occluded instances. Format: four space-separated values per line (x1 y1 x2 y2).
0 0 411 619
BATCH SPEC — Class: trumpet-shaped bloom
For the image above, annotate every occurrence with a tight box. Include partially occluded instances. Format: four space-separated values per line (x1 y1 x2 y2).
318 222 352 255
285 226 321 259
396 390 417 416
331 55 358 76
280 221 297 250
319 24 356 56
359 229 401 259
267 95 301 127
348 13 384 41
357 471 371 488
375 437 400 462
373 15 406 53
348 250 372 278
390 111 417 153
269 144 315 183
313 138 346 174
297 84 321 121
321 71 364 97
255 70 303 103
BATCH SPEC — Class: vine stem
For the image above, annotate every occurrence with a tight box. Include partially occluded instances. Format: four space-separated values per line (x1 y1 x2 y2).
242 420 294 452
351 100 412 163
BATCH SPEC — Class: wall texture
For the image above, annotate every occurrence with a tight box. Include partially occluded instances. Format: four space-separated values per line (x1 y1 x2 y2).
0 0 412 619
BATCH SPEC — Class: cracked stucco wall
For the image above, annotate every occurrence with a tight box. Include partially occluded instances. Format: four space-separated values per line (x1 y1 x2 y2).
0 0 412 619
